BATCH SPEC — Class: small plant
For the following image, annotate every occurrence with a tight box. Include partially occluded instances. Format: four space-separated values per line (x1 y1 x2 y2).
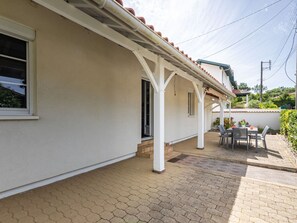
238 119 249 127
213 117 235 129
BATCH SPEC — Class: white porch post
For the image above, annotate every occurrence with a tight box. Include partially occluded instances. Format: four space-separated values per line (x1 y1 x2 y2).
193 82 205 149
229 101 232 123
153 57 165 173
219 100 225 126
133 52 165 173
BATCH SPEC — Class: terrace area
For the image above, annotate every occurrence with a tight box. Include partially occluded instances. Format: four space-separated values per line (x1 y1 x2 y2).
1 133 297 223
173 132 297 172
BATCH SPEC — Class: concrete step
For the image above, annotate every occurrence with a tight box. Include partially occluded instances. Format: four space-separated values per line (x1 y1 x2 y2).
136 140 173 158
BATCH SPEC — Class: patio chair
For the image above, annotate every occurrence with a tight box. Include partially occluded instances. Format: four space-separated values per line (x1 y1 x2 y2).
249 125 269 149
218 125 232 147
232 128 249 151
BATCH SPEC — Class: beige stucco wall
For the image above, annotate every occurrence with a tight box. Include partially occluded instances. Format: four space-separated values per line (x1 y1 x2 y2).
165 75 198 143
0 0 142 192
0 0 216 194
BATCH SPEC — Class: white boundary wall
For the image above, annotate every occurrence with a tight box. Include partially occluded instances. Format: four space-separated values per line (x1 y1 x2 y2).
212 109 281 130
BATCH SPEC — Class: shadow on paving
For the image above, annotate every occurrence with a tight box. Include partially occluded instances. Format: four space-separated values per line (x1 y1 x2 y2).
0 158 246 223
0 157 296 223
173 132 297 172
168 154 297 187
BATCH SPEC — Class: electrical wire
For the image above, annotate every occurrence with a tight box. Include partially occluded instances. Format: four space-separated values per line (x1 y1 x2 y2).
272 17 296 66
264 47 296 81
202 0 294 59
284 27 296 83
176 0 283 45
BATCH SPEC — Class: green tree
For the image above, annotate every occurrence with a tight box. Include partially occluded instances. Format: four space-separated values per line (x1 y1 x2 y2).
0 86 22 108
238 82 251 91
252 84 267 94
238 83 251 91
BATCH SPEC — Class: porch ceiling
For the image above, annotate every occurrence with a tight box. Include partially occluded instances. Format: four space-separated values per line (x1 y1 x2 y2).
35 0 235 99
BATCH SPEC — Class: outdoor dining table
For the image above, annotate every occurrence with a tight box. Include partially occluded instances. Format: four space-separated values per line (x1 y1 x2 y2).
226 127 259 152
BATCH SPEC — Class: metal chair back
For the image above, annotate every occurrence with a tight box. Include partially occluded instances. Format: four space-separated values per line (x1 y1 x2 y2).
262 126 269 138
233 128 248 140
218 125 225 135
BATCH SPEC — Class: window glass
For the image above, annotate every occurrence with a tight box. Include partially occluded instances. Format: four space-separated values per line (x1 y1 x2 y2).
0 33 26 60
0 34 27 109
188 92 195 116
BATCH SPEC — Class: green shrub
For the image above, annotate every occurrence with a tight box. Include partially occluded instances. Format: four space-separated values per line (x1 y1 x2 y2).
233 101 246 108
280 110 297 151
280 110 291 135
287 111 297 150
248 100 260 108
259 101 278 109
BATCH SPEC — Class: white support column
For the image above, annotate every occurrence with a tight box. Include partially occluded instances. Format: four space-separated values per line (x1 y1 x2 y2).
133 51 159 92
153 57 165 173
193 82 205 149
219 100 225 126
229 102 232 124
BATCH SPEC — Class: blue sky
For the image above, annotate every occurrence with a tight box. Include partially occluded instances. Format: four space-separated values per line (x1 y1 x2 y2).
124 0 297 90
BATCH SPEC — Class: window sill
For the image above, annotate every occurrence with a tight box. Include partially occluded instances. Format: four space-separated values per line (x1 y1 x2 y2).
0 116 39 120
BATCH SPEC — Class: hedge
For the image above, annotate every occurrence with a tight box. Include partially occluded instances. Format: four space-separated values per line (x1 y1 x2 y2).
280 110 297 151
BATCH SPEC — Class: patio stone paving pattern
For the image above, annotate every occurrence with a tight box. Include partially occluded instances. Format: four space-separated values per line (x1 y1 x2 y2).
173 132 297 172
1 157 297 223
169 154 297 187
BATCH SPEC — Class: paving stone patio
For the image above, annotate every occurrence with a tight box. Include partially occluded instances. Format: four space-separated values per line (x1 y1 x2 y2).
1 157 297 223
173 132 297 172
169 154 297 187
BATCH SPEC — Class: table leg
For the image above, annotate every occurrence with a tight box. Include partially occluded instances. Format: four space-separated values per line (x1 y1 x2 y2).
255 132 258 153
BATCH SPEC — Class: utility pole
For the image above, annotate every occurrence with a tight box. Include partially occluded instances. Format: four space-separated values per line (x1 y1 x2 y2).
260 60 271 102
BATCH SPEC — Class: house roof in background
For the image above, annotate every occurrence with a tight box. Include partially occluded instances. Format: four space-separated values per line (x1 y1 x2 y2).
197 59 237 89
232 89 251 96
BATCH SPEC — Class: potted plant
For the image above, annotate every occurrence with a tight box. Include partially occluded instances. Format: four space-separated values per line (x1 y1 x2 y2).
239 119 249 127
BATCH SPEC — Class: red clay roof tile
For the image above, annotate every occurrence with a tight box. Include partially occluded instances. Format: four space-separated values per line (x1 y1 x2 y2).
125 7 135 15
115 0 123 6
156 31 162 37
147 25 154 31
137 16 146 24
117 0 232 95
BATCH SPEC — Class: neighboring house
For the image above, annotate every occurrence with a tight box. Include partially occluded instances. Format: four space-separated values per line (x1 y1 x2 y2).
0 0 235 198
197 59 237 125
232 89 251 108
197 59 237 92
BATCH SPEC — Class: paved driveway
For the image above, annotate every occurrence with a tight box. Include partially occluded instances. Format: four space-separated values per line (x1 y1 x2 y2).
1 157 296 223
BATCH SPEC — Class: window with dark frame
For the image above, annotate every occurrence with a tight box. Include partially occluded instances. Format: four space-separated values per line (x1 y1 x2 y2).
188 92 195 116
0 33 27 109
